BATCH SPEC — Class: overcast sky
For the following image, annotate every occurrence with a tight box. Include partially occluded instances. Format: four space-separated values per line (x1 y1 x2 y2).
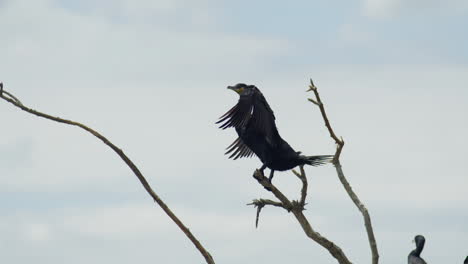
1 0 467 263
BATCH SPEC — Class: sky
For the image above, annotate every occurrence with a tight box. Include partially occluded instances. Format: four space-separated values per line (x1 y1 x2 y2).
0 0 467 263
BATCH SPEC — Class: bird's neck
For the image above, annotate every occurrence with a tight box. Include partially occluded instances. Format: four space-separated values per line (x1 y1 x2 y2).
411 245 424 256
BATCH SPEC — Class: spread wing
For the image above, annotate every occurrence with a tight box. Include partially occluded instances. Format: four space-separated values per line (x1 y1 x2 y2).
216 87 279 159
224 137 255 160
216 96 253 130
216 96 255 159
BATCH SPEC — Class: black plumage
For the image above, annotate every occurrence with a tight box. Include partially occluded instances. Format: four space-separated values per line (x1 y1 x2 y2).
217 83 333 181
464 256 468 264
408 235 427 264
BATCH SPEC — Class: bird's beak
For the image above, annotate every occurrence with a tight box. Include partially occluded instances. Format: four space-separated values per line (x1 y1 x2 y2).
227 86 238 93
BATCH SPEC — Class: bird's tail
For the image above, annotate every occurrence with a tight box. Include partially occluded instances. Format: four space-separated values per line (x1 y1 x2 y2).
300 155 334 166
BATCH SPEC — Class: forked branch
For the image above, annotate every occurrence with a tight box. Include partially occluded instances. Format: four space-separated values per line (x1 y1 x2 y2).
292 166 308 207
308 79 379 264
0 85 215 264
251 170 352 264
307 79 344 162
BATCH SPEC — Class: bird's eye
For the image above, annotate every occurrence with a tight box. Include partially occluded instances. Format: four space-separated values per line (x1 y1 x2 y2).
238 87 244 93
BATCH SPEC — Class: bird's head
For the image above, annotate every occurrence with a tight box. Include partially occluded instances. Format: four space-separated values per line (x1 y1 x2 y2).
412 235 425 247
227 83 256 96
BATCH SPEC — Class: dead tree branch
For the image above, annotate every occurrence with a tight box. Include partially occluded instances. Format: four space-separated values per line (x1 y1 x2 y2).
251 170 352 264
308 79 379 264
292 166 308 207
0 85 215 264
247 198 286 228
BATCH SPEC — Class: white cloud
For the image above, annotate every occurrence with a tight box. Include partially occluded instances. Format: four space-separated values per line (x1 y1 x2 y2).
0 0 290 89
362 0 402 18
362 0 468 18
338 23 374 46
21 222 52 242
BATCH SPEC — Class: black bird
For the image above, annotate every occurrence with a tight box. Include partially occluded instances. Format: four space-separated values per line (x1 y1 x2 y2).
216 83 333 182
464 256 467 264
408 235 427 264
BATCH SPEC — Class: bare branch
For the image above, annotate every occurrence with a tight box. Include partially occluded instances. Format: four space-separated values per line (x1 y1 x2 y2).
292 166 308 207
335 161 378 264
292 169 301 178
252 170 352 264
0 87 215 264
247 198 286 228
307 98 321 106
247 198 285 208
1 87 23 106
252 170 293 207
308 79 343 161
307 79 379 264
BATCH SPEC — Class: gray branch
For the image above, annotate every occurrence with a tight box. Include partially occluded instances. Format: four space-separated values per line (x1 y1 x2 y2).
247 198 287 228
251 170 352 264
0 85 215 264
292 166 308 207
308 79 379 264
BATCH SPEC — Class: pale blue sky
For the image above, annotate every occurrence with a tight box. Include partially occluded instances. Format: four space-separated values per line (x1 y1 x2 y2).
1 0 467 263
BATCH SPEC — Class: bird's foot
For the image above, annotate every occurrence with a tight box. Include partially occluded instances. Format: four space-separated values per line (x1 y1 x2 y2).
252 169 273 192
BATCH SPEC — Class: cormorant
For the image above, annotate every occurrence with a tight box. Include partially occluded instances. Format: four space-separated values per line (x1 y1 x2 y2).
217 83 333 182
408 235 427 264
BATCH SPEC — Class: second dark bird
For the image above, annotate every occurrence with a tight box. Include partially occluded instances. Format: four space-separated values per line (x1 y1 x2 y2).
217 83 333 182
408 235 427 264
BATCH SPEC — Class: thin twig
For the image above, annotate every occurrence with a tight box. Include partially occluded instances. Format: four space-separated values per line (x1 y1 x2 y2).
307 78 344 162
247 198 285 228
247 198 285 209
0 87 215 264
2 88 23 106
292 166 308 207
307 79 379 264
